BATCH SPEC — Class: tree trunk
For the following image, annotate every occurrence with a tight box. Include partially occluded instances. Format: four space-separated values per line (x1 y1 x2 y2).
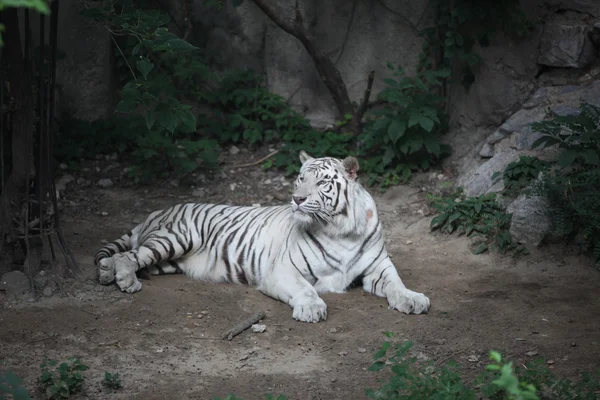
251 0 374 135
0 9 37 276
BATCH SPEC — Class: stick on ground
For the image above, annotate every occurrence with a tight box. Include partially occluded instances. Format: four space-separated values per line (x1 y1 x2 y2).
221 311 266 341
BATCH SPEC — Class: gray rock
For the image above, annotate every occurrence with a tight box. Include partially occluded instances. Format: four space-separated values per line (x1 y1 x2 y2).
43 287 54 297
1 271 31 297
514 126 545 151
550 104 580 116
229 145 240 155
479 143 494 158
507 194 552 247
498 108 548 136
97 178 113 188
33 271 48 289
458 150 520 197
487 130 507 145
538 22 596 68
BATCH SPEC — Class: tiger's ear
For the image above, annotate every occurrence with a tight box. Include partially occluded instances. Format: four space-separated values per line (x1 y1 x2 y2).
299 150 314 164
342 156 359 180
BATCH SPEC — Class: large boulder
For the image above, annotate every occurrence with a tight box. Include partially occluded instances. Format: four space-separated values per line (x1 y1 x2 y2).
0 271 30 298
537 22 597 68
457 149 520 197
507 194 552 247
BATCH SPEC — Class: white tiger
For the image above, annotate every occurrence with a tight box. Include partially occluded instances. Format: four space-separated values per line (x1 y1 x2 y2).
95 151 430 322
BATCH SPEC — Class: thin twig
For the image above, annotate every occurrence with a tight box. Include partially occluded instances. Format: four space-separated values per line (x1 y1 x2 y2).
79 308 101 317
107 28 137 80
229 150 280 169
220 311 265 341
29 336 55 343
435 348 466 366
333 0 357 65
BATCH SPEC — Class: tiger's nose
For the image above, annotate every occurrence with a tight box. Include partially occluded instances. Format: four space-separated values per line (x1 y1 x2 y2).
293 196 307 205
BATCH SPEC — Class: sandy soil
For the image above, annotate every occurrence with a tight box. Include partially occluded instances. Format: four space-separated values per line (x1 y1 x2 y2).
1 149 599 400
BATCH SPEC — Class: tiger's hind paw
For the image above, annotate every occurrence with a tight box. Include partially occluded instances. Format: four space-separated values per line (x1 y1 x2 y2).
97 258 116 285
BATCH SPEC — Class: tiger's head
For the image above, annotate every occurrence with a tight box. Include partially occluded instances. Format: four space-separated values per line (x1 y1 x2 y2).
290 150 360 228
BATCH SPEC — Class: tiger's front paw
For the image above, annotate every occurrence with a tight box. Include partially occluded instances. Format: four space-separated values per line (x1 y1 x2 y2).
387 289 430 315
97 258 116 285
292 297 327 323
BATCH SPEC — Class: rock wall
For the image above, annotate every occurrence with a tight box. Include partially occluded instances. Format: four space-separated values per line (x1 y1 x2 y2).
190 0 428 127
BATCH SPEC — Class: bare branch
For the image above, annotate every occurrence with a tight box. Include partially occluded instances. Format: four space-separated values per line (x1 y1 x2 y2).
252 0 356 121
356 70 375 118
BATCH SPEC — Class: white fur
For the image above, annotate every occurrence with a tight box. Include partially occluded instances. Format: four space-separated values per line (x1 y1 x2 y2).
95 153 431 322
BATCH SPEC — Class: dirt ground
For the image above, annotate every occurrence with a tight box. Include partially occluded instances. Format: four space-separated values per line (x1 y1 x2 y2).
1 148 600 400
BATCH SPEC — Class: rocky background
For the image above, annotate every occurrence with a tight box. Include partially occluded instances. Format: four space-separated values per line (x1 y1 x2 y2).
54 0 600 249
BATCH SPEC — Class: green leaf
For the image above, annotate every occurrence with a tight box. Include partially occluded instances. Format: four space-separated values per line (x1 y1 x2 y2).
166 38 197 52
231 0 244 6
372 117 391 133
558 149 578 167
367 361 386 371
473 242 488 254
115 98 137 113
145 112 156 130
382 147 395 166
383 331 394 338
581 148 600 165
489 350 502 363
474 202 482 214
156 110 179 133
136 58 154 80
177 109 197 132
373 342 390 359
387 118 407 143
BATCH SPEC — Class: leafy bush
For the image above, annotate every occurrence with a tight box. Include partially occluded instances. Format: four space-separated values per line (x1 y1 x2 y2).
430 190 527 255
39 358 88 399
492 156 551 196
360 64 451 185
530 102 600 267
431 192 527 254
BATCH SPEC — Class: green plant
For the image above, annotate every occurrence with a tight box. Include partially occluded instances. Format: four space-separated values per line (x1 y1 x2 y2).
530 102 600 266
78 2 220 181
39 358 88 399
481 351 539 400
103 372 122 390
430 192 527 255
0 367 31 400
214 333 599 400
361 64 451 185
366 335 475 399
492 156 551 196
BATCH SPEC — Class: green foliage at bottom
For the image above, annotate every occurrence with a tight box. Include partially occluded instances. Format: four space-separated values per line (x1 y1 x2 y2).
39 358 88 400
0 365 31 400
214 334 600 400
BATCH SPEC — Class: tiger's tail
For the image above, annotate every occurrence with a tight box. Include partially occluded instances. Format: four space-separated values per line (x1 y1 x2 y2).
94 230 135 266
